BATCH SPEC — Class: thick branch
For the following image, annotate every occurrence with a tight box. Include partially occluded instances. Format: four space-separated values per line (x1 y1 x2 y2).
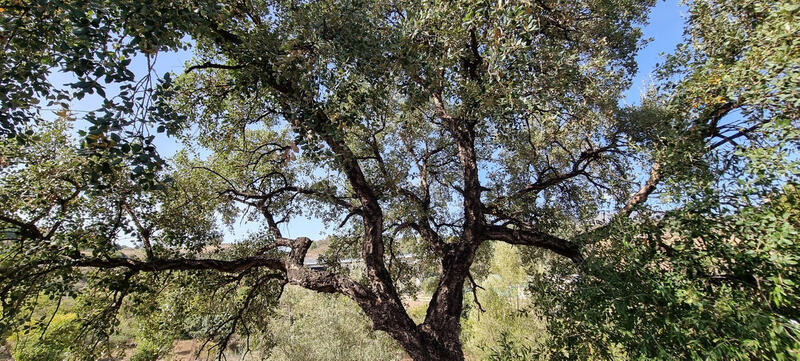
484 224 583 263
185 61 245 74
431 94 484 236
0 213 44 240
318 114 394 295
76 255 287 274
620 162 661 216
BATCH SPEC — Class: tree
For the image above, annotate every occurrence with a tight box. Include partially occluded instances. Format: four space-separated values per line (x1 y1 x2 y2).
530 1 800 359
0 0 797 360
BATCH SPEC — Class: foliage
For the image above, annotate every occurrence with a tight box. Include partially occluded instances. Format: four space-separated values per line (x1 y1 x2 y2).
529 0 800 358
0 0 197 186
463 243 547 360
0 122 285 359
6 310 79 361
535 184 800 360
263 286 402 361
0 0 797 359
128 341 162 361
483 332 536 361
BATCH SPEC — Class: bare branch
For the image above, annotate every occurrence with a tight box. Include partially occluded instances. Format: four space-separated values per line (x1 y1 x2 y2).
467 272 485 313
122 203 154 260
185 61 245 74
76 255 287 274
484 224 583 263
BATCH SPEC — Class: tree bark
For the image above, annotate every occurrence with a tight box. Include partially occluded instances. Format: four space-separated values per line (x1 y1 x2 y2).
381 321 466 361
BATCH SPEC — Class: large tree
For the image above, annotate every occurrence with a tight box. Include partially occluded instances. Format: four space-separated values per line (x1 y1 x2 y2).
1 0 797 360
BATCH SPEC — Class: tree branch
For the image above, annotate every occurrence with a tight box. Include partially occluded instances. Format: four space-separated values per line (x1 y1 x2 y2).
619 162 661 217
185 61 245 74
467 272 485 313
484 224 583 263
517 143 618 195
617 101 736 217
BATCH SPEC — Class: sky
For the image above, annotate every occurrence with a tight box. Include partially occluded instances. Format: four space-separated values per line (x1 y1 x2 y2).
623 0 686 105
66 0 688 243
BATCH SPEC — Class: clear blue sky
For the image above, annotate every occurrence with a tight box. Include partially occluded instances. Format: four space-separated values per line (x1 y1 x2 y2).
66 0 687 243
624 0 686 105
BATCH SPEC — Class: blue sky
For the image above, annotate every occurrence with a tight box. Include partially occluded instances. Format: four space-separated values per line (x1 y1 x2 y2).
623 0 686 105
69 0 688 243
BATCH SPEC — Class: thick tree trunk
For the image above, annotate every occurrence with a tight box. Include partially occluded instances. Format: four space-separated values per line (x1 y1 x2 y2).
407 334 464 361
387 326 465 361
358 246 475 361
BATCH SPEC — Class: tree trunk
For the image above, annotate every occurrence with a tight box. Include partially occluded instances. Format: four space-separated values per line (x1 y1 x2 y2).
365 250 474 361
409 337 464 361
391 327 465 361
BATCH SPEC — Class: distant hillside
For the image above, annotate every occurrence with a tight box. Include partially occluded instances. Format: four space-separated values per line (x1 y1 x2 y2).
305 238 331 259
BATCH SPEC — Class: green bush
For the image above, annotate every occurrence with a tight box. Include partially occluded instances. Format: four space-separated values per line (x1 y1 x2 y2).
462 244 548 360
264 286 402 361
129 339 163 361
7 313 78 361
483 332 536 361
